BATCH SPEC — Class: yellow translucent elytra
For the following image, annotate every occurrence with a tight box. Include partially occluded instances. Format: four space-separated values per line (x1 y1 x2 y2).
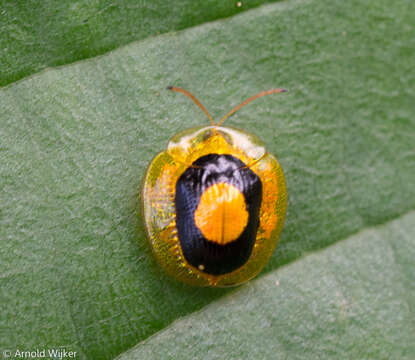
141 125 287 287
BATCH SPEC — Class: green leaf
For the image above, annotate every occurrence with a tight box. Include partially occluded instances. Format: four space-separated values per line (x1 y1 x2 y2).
0 0 279 86
1 0 414 359
117 211 415 360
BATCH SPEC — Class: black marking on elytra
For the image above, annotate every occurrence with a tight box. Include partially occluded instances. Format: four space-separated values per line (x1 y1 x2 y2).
175 154 262 275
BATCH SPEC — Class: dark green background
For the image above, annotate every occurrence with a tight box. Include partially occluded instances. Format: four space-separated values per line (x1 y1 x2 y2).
1 0 278 86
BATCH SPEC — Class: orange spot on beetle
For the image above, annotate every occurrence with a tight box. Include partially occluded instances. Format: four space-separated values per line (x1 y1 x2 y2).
194 183 248 245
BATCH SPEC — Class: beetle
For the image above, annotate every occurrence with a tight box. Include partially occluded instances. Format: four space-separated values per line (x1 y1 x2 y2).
141 86 287 287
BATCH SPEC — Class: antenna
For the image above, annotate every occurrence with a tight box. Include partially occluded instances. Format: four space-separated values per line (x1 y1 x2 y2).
167 86 215 126
217 88 287 127
167 86 287 127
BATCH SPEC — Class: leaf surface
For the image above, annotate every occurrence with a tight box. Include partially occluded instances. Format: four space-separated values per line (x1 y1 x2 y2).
118 212 415 359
